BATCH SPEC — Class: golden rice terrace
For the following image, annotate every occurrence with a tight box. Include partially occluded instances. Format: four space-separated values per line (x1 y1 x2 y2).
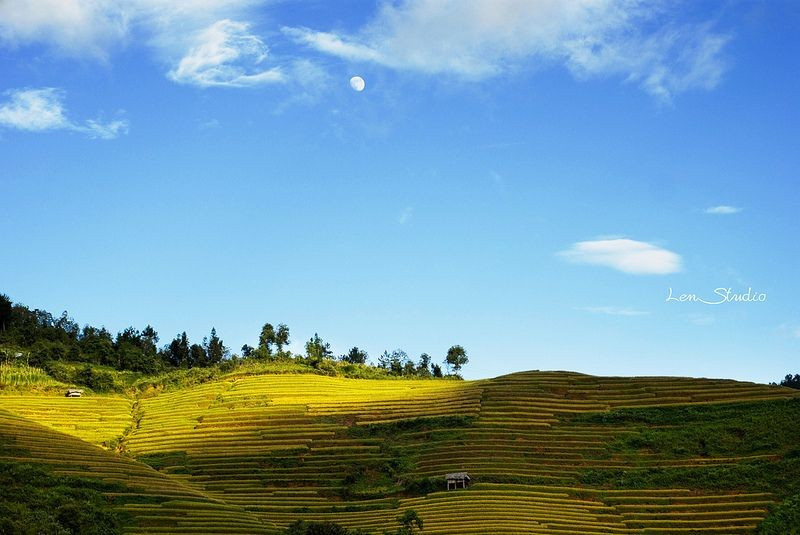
2 370 799 534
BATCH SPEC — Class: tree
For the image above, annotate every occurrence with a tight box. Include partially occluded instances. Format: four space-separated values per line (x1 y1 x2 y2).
396 509 423 535
416 353 431 377
190 343 208 368
341 346 367 364
779 374 800 389
445 345 468 374
378 349 409 375
205 327 227 364
258 323 276 357
285 520 367 535
305 333 332 366
78 326 114 365
241 344 254 357
0 294 12 334
141 325 159 355
166 332 190 367
276 324 290 355
377 350 391 369
431 363 443 378
54 311 79 340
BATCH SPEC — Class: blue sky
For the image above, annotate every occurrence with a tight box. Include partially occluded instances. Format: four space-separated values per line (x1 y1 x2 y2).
1 1 798 382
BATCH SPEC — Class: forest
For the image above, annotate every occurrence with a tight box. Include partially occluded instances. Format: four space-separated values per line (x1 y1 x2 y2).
0 294 468 380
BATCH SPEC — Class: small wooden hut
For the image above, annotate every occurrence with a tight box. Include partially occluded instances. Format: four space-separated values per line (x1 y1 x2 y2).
445 472 470 490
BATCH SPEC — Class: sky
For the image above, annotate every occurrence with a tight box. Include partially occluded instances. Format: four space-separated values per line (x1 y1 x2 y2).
1 0 799 383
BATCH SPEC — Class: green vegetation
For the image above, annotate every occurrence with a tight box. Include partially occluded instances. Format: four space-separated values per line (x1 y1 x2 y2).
573 398 800 457
0 293 469 390
0 461 124 534
757 493 800 535
0 435 127 535
776 373 800 389
0 361 67 390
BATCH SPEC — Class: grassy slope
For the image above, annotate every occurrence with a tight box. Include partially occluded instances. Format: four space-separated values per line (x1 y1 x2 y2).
1 369 799 534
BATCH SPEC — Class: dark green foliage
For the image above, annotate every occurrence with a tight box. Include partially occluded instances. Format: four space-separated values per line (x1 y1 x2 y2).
396 509 423 534
0 460 126 535
42 362 122 392
205 327 227 364
77 326 115 365
258 323 276 358
431 363 442 377
190 343 207 368
578 456 800 496
165 332 190 368
136 451 190 471
758 493 800 534
276 323 290 354
346 415 476 439
572 399 800 500
0 294 11 333
574 398 800 458
306 333 333 366
285 520 370 535
415 354 431 377
377 350 418 376
341 463 403 499
340 416 477 499
779 373 800 389
0 293 460 382
75 364 117 392
444 345 468 374
341 346 368 364
403 477 439 495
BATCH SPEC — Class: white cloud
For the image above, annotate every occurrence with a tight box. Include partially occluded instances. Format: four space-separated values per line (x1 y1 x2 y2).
559 238 682 275
0 0 128 60
0 1 260 56
398 206 414 225
0 87 128 139
581 306 650 316
0 1 286 87
286 0 729 100
705 205 742 215
169 19 283 87
0 87 69 131
79 118 129 139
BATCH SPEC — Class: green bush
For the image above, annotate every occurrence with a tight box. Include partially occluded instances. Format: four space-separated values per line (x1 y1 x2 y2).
0 460 127 534
758 493 800 534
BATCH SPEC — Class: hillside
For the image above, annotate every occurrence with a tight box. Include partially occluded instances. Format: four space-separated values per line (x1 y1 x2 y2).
2 369 799 534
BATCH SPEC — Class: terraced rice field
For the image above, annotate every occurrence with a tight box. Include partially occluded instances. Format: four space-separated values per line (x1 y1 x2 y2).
2 370 798 533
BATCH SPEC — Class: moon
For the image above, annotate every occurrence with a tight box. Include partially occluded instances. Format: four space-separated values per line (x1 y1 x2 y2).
349 76 365 92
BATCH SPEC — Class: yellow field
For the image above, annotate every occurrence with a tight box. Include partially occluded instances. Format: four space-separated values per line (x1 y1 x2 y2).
1 370 798 533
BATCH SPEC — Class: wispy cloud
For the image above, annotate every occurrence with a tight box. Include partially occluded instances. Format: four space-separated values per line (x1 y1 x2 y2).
705 205 742 215
0 0 129 60
559 238 682 275
0 1 290 87
689 313 715 326
398 206 414 225
286 0 730 100
169 19 283 87
777 323 800 338
580 306 650 316
0 88 128 139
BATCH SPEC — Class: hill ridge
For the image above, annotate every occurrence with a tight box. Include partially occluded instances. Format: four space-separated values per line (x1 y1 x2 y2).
2 369 799 533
